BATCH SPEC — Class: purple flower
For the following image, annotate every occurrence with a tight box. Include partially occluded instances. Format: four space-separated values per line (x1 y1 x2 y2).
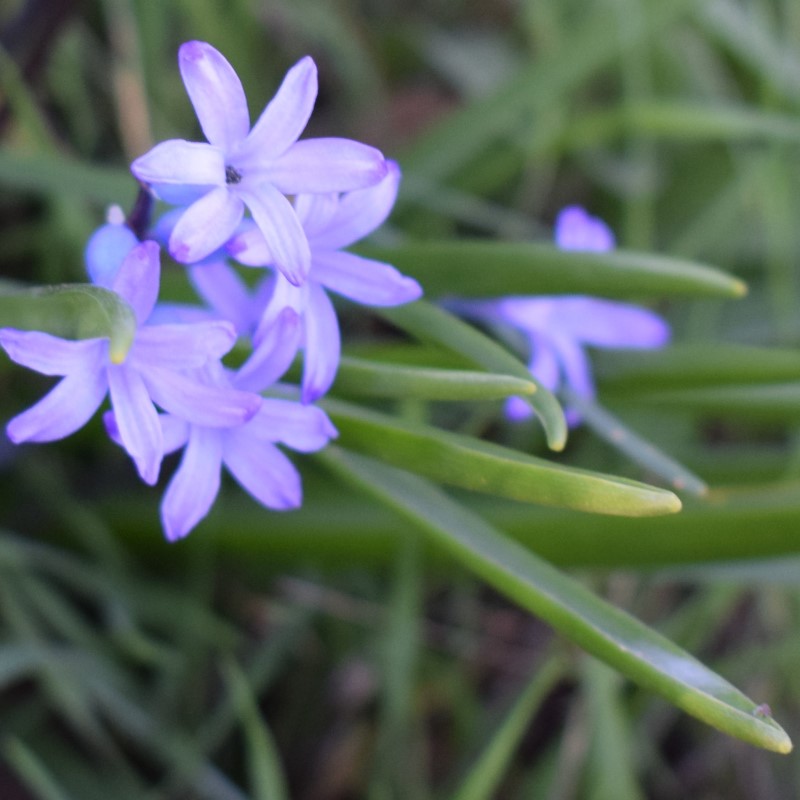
131 41 388 283
453 206 670 425
1 241 261 484
106 360 337 541
225 160 423 402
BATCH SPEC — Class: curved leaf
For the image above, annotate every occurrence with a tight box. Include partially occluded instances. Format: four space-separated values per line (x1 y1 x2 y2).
321 447 792 754
359 241 746 299
380 300 568 451
333 355 537 400
0 282 136 363
322 398 680 517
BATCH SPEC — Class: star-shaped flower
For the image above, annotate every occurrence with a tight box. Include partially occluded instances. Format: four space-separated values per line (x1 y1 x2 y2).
452 206 670 425
131 41 388 284
1 241 261 484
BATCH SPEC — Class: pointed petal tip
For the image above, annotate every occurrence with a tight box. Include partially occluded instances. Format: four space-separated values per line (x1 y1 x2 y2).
179 40 211 62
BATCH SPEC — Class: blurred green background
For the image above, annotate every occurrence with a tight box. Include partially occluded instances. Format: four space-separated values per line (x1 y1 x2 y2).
4 0 800 797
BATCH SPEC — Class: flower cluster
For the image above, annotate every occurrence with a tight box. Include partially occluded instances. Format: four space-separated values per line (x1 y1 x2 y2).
451 206 670 426
0 41 421 541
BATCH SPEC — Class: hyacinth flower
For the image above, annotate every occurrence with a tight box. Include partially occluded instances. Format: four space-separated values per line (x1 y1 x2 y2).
452 206 670 425
105 352 337 540
224 160 423 402
0 240 262 484
131 41 388 284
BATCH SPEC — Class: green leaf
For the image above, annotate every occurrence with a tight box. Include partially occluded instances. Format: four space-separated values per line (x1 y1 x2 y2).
0 282 137 363
322 399 681 517
0 148 133 204
3 738 75 800
599 343 800 391
359 241 746 299
451 657 563 800
320 448 793 754
224 661 290 800
380 300 568 451
332 355 537 400
562 390 708 496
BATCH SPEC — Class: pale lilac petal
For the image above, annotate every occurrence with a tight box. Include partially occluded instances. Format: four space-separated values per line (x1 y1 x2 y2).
267 138 387 195
7 369 107 443
554 206 615 252
235 307 301 393
0 330 105 376
161 425 223 541
309 160 401 250
131 140 225 186
504 396 533 422
223 435 302 510
249 399 337 452
169 187 244 263
161 414 191 454
311 250 422 306
238 183 310 284
252 277 305 344
132 320 236 369
548 298 670 348
149 184 213 206
147 303 216 325
527 333 560 392
85 222 139 287
294 193 339 237
549 334 595 400
301 283 340 403
111 241 161 324
143 367 261 427
179 41 250 150
225 220 273 267
108 364 163 485
189 261 267 333
237 56 317 161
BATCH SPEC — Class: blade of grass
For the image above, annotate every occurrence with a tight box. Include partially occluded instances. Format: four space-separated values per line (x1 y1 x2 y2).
320 447 793 753
380 300 567 451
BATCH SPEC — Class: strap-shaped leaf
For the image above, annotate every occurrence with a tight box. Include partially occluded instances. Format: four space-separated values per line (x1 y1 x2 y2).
322 398 680 517
380 300 568 451
359 241 746 299
0 282 136 363
333 355 537 400
321 447 793 753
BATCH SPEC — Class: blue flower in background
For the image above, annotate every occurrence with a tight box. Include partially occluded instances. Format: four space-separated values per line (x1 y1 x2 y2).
454 206 670 425
131 41 387 283
215 160 423 402
1 241 261 485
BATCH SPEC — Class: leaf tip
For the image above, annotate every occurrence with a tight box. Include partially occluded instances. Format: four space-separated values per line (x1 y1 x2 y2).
733 279 748 298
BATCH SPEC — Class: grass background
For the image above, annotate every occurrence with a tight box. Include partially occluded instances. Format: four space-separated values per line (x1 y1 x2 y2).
3 0 800 797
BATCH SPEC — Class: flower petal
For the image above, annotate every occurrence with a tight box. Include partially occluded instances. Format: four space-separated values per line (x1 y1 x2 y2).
104 410 190 454
266 138 387 195
548 298 670 349
169 187 244 263
237 56 317 161
308 159 401 250
179 41 250 150
108 364 163 484
235 307 301 393
293 193 339 237
549 333 595 400
301 283 340 403
189 260 268 334
238 183 310 284
143 367 262 427
132 320 237 369
223 435 302 510
250 399 337 452
0 330 105 376
311 250 422 306
7 369 107 443
161 425 223 541
131 140 225 186
225 220 273 267
85 222 139 287
554 206 615 252
527 332 561 392
112 241 161 324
